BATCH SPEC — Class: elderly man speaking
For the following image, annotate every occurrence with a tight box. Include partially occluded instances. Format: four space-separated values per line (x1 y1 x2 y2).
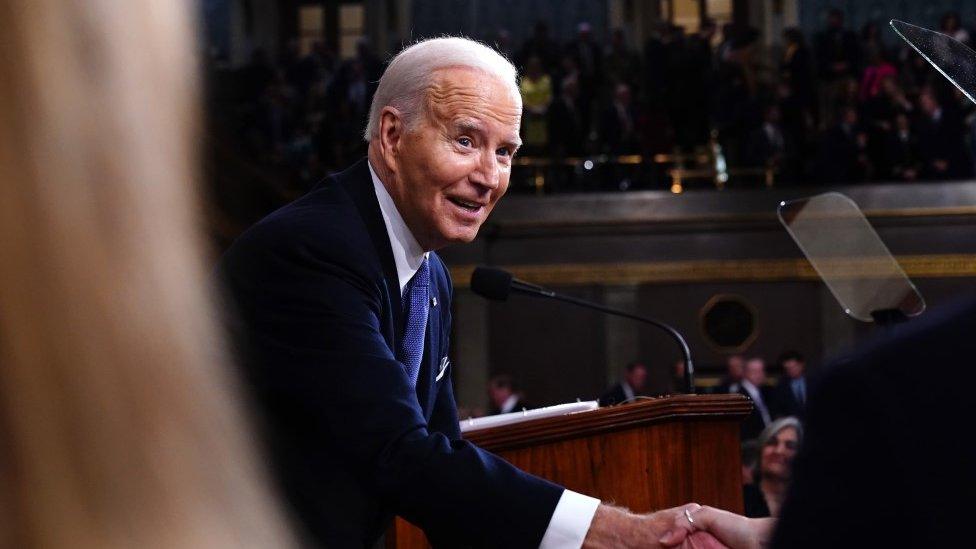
219 37 709 548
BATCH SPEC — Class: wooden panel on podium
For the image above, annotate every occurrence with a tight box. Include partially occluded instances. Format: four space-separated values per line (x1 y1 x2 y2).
388 394 751 548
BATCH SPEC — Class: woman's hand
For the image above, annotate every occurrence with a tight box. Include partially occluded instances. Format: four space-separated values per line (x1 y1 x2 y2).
659 505 775 549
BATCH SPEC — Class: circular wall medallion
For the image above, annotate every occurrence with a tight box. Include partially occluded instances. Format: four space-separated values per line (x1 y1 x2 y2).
699 294 759 353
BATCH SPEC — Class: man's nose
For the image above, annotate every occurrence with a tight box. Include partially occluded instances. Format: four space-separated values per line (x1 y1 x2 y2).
470 150 500 190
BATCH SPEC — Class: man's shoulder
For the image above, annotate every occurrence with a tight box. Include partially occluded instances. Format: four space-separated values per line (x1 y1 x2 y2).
221 175 379 279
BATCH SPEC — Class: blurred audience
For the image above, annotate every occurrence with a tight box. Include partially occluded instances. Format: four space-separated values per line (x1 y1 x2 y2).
738 357 773 440
771 351 808 419
519 56 553 154
714 354 745 394
743 417 802 518
208 9 976 201
487 374 534 415
599 361 648 406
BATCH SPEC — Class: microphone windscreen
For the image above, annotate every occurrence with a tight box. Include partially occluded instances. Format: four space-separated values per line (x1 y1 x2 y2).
470 266 513 301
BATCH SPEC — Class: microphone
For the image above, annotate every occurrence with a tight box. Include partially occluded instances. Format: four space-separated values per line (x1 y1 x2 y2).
471 266 695 394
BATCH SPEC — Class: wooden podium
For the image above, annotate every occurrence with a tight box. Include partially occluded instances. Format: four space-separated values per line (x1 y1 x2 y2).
388 394 752 548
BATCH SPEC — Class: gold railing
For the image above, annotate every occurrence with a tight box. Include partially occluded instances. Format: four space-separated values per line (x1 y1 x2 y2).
512 152 777 194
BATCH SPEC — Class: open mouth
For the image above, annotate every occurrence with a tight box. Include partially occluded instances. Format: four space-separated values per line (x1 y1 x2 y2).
448 197 484 212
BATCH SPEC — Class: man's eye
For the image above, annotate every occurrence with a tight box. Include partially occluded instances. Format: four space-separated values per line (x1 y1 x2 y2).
458 137 472 147
496 147 511 157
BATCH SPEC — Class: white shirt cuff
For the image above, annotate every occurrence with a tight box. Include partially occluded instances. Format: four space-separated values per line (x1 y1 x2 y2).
539 490 601 549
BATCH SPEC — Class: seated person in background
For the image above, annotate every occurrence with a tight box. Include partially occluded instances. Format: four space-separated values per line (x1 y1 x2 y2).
487 374 533 415
737 357 773 440
599 361 648 406
742 417 801 518
771 350 807 419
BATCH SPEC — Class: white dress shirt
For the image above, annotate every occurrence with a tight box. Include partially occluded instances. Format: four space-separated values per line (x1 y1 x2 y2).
621 381 636 403
500 394 521 414
368 162 600 548
741 380 772 426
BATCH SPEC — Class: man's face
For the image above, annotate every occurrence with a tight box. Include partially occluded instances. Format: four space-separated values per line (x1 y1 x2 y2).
389 68 521 250
783 359 805 379
744 359 765 386
626 365 648 391
727 355 744 380
488 384 512 407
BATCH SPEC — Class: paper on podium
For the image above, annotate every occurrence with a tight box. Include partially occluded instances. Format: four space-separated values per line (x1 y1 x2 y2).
460 400 600 433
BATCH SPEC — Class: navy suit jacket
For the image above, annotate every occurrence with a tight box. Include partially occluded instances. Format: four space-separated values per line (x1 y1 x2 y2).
218 159 563 547
769 376 806 420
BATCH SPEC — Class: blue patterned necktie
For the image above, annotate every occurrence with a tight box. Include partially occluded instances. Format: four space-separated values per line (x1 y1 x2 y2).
398 258 430 387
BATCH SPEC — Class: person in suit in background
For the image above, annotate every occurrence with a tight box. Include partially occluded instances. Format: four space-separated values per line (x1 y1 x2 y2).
883 111 922 181
714 354 746 394
220 37 714 548
770 351 807 419
916 88 971 180
487 374 534 415
600 361 649 406
737 357 773 440
0 1 293 546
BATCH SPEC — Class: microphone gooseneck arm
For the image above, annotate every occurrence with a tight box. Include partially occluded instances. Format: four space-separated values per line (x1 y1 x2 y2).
506 281 696 394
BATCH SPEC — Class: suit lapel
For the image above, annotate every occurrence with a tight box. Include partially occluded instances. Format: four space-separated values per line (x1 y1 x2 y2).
337 158 439 417
335 159 403 343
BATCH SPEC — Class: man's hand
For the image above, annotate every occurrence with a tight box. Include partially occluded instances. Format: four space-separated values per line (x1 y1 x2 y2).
582 503 728 549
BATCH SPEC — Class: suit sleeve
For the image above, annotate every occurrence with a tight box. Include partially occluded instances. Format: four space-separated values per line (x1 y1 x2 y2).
222 229 562 547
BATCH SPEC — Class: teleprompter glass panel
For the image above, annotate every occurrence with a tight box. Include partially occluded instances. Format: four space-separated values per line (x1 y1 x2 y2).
891 19 976 106
777 192 925 322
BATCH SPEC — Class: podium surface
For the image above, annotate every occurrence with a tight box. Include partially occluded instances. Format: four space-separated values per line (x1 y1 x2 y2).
390 394 751 548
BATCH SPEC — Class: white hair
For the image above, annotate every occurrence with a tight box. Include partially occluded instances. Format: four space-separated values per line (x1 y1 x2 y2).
363 37 519 141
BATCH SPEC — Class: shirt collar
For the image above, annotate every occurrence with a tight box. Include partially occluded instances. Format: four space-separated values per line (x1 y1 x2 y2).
741 380 762 401
500 394 519 414
621 381 635 402
368 160 428 295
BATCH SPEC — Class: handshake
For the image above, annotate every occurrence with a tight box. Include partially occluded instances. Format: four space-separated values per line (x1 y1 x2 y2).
583 503 774 549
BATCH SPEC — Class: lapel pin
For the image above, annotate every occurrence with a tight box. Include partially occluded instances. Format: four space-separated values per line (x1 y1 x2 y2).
431 296 438 307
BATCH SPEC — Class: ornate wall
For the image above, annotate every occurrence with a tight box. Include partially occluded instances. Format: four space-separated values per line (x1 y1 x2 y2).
440 181 976 410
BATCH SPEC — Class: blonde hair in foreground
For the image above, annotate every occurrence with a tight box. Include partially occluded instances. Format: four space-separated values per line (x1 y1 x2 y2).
0 1 293 547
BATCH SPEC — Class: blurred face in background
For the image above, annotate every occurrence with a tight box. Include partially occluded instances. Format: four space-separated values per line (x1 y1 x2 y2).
626 364 648 392
920 92 940 117
783 358 805 379
488 382 513 408
744 358 766 386
760 427 799 480
727 355 745 381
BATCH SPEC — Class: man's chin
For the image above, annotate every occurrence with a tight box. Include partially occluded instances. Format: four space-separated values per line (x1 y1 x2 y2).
441 226 482 246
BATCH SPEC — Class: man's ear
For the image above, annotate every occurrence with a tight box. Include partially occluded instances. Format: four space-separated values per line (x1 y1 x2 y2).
378 106 404 173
